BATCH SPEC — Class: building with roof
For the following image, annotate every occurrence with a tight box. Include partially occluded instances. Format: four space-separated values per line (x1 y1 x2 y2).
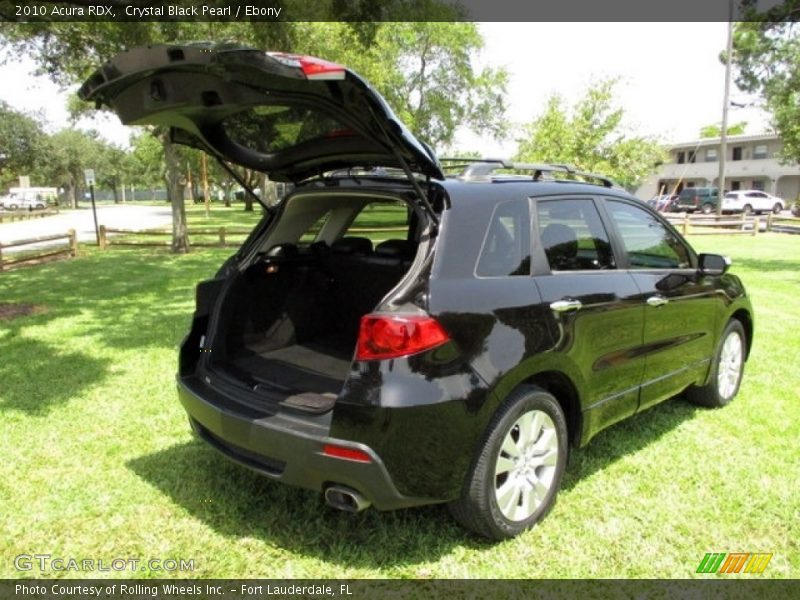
636 133 800 202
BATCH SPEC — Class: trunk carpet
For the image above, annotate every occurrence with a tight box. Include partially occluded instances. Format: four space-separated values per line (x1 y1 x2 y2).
231 339 353 395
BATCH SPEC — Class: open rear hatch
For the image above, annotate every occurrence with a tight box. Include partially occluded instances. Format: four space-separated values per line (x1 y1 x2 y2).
79 43 443 187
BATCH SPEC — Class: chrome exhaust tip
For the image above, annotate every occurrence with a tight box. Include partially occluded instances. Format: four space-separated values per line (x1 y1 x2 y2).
324 485 371 513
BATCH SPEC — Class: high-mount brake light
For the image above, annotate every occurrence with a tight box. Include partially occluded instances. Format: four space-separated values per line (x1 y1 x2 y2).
267 52 346 80
356 314 450 361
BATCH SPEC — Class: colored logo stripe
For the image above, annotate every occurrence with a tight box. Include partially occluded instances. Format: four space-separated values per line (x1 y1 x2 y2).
697 553 772 574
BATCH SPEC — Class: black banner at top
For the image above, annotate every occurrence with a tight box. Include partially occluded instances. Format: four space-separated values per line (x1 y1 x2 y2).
0 0 799 22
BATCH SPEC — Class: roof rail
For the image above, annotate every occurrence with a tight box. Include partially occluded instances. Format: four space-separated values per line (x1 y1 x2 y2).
439 157 618 188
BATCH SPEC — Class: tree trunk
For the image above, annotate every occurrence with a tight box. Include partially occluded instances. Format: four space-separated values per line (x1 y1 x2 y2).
163 135 189 253
112 185 120 203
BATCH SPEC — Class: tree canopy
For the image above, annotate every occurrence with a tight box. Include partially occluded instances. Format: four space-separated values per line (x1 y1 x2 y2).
732 5 800 164
0 101 47 188
514 79 666 189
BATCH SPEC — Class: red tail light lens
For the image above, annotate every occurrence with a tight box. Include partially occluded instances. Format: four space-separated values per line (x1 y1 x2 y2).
322 444 372 463
356 314 450 361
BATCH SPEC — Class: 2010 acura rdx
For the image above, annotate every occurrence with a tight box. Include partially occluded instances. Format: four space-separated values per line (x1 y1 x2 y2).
80 44 753 539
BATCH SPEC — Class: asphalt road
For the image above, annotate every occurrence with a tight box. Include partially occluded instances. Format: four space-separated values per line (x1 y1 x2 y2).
0 204 173 254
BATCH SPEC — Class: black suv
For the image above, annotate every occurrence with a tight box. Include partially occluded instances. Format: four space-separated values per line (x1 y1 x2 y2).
81 44 753 540
675 187 720 214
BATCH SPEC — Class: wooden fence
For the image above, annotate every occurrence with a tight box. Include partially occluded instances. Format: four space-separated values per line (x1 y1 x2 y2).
665 213 761 236
99 225 251 249
0 208 59 223
0 229 78 271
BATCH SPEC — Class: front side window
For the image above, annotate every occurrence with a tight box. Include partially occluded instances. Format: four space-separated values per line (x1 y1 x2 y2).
475 199 531 277
536 198 614 271
605 200 692 269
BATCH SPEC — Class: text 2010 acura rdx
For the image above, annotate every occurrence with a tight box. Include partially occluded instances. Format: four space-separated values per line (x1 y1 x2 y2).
80 43 753 539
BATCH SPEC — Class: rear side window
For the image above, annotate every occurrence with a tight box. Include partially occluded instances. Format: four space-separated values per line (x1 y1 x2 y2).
475 199 531 277
605 200 692 269
536 198 614 271
344 200 409 243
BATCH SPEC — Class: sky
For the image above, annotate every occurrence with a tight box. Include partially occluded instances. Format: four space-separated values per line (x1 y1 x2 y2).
0 22 770 156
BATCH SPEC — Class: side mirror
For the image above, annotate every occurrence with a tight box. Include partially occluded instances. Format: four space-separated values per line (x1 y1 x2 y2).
698 253 730 276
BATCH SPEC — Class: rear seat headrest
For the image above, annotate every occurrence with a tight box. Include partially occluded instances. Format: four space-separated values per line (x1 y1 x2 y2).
375 239 415 259
331 236 373 255
265 243 298 257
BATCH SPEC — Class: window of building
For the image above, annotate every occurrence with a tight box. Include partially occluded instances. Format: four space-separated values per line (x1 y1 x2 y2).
706 148 718 162
677 151 685 164
753 144 768 159
731 181 741 191
475 199 531 277
536 198 615 271
752 180 765 191
732 146 743 161
688 151 696 163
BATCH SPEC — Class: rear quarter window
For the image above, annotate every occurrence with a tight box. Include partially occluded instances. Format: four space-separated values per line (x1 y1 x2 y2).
475 199 531 277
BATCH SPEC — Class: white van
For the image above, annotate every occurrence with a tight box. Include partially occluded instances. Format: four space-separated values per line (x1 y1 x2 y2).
1 187 58 210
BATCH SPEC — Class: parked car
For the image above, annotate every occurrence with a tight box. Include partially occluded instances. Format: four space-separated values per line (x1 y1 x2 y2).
675 187 720 214
80 44 754 540
647 194 678 212
1 190 50 210
721 190 784 215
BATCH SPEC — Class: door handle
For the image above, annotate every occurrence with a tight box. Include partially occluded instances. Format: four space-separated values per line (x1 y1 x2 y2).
647 295 669 307
550 299 582 313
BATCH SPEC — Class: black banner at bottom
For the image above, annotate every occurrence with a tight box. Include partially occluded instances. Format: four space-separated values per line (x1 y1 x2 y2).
4 579 799 600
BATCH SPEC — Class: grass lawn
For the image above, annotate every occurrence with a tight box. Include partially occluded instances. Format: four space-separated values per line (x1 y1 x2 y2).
0 232 798 579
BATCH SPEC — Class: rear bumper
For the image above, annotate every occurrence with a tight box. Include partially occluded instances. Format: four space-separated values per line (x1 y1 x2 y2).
177 376 434 510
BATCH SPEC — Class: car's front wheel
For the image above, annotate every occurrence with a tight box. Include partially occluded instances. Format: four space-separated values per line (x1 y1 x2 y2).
773 203 783 214
686 319 746 408
743 204 753 216
448 386 568 540
701 203 713 215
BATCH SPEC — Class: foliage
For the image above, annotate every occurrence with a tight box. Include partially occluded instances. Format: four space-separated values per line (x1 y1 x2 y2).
515 79 666 189
291 22 507 150
0 101 47 188
732 6 800 164
699 121 748 138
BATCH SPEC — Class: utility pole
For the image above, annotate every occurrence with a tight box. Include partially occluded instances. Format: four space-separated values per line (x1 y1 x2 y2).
717 2 734 216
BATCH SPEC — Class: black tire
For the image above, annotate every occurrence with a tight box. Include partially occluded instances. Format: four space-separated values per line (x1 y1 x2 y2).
701 203 713 215
8 204 18 211
448 386 568 540
773 203 782 215
743 204 753 216
686 319 746 408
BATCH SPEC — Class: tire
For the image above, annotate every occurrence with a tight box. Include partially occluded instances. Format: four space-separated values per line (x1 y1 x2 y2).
686 319 746 408
701 203 713 215
448 386 568 540
9 204 18 211
773 203 782 215
742 204 753 216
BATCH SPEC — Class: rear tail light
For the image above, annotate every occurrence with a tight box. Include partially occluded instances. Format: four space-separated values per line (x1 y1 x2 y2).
322 444 372 463
356 314 450 361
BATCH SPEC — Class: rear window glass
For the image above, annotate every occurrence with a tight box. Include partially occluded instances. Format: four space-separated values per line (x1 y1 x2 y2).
222 105 362 154
476 199 531 277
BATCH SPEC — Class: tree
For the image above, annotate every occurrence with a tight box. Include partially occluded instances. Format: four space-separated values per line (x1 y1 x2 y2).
292 22 508 150
699 121 748 138
514 79 666 190
732 5 800 166
0 101 47 188
42 129 106 208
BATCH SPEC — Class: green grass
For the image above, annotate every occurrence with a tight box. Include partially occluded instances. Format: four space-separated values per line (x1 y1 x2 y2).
0 233 798 579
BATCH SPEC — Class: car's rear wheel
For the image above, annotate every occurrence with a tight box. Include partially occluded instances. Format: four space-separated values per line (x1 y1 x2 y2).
8 203 18 210
773 203 782 214
743 204 753 216
448 386 568 540
686 319 746 408
701 203 713 215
